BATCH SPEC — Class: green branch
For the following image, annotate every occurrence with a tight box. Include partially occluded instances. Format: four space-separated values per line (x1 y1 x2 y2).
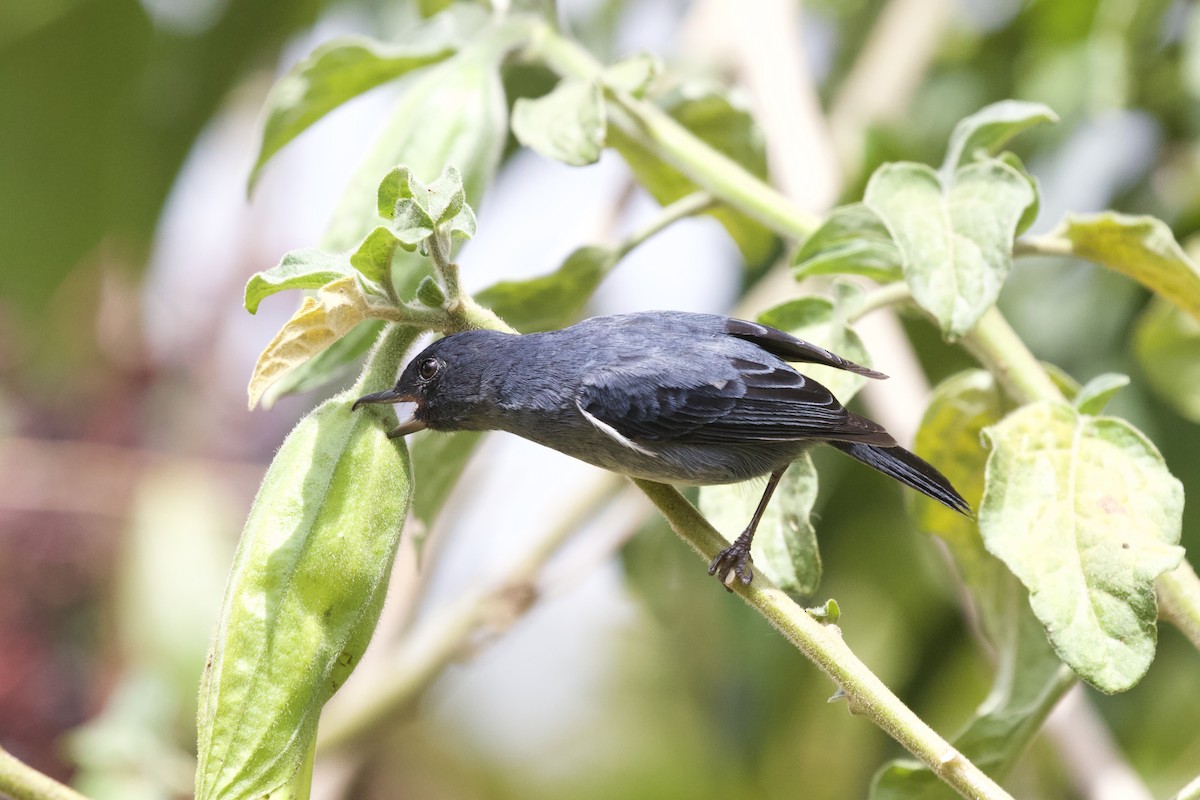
632 480 1012 800
0 745 91 800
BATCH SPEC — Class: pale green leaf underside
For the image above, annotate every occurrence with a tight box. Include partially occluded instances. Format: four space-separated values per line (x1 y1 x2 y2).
865 160 1034 338
244 249 355 314
980 402 1184 693
512 78 606 166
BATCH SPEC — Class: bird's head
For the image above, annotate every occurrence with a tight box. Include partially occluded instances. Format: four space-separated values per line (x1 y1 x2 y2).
352 329 506 437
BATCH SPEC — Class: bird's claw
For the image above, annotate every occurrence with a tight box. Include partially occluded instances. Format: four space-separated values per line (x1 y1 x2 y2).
708 532 754 592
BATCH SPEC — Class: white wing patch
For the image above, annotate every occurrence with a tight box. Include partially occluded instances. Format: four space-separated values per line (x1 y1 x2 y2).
575 398 659 457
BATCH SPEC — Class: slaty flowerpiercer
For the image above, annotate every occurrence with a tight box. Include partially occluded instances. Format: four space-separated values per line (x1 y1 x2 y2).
353 311 970 587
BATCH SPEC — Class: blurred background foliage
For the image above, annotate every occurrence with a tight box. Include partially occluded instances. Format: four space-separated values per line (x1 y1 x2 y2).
0 0 1197 798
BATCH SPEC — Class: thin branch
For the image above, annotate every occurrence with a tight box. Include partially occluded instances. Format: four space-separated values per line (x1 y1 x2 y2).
0 746 91 800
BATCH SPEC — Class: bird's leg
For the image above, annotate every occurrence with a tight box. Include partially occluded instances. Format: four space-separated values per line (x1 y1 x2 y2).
708 467 786 590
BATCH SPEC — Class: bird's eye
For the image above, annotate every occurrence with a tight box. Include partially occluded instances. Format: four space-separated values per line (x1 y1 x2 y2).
418 357 440 380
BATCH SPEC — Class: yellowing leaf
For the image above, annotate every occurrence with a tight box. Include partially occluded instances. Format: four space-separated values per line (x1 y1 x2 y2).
1038 212 1200 322
248 277 377 410
979 402 1185 693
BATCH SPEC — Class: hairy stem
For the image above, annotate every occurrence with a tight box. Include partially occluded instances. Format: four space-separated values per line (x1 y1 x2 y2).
0 746 90 800
633 479 1012 800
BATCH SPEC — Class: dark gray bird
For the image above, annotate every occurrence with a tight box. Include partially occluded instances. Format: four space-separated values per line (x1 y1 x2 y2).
353 311 969 587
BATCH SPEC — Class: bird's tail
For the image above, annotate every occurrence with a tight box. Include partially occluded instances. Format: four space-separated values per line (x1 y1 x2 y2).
829 441 971 516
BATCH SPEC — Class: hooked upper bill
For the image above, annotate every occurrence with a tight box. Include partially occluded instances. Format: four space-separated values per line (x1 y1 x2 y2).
352 387 426 438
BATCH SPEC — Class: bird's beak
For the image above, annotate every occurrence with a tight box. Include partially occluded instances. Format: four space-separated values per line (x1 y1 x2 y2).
352 388 427 438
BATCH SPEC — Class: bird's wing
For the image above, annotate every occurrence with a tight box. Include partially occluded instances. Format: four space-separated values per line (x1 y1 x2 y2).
576 352 895 446
724 318 888 379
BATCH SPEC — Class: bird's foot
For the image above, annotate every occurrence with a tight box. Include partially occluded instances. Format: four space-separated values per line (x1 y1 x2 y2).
708 530 754 592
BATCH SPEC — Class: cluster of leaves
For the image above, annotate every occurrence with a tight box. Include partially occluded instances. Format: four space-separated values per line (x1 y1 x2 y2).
194 5 1199 800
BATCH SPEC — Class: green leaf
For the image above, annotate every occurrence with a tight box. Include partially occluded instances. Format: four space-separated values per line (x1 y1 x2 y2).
698 456 821 597
995 151 1040 237
349 226 402 286
601 53 662 96
980 402 1185 693
757 292 876 402
941 100 1058 177
261 321 385 410
879 371 1079 799
1073 373 1130 415
248 277 381 410
512 78 606 166
248 35 457 191
408 430 484 559
609 81 775 265
792 203 902 283
476 245 619 332
1133 296 1200 422
865 160 1035 338
908 370 1007 643
244 249 356 314
1037 212 1200 322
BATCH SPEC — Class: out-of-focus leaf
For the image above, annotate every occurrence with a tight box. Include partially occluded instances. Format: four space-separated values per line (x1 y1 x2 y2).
1072 372 1130 415
609 80 774 265
408 430 484 558
1035 213 1200 322
908 370 1005 641
879 371 1078 798
248 33 458 190
792 203 902 283
996 151 1040 237
698 456 821 597
245 249 357 314
1133 297 1200 422
865 160 1034 338
980 402 1185 693
601 53 662 96
512 77 606 166
757 292 875 402
476 245 619 332
941 100 1058 176
261 320 385 410
248 277 380 409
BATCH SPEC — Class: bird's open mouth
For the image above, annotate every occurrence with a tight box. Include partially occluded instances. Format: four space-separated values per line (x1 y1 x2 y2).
352 388 426 438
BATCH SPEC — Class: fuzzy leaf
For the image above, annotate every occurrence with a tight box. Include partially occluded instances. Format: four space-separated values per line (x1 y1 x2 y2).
980 402 1185 693
248 277 378 410
512 78 606 166
261 321 385 410
245 250 356 314
792 203 902 283
1072 373 1130 415
601 53 662 96
866 160 1034 338
942 100 1058 176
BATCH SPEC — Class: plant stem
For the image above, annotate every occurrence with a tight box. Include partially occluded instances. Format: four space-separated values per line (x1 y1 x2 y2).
528 25 821 241
632 479 1012 800
0 746 90 800
1156 561 1200 652
845 281 913 324
617 191 717 258
958 306 1064 405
